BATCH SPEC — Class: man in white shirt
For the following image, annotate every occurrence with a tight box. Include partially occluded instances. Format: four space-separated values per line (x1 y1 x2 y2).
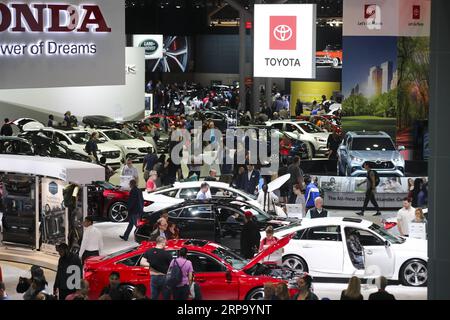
397 197 416 237
79 216 103 264
196 182 212 200
257 184 279 213
122 158 139 185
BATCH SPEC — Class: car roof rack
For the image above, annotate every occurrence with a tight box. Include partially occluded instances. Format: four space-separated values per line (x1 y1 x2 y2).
342 217 363 223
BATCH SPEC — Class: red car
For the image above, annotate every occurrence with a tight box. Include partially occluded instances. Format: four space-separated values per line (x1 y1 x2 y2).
87 181 151 223
141 114 176 130
316 45 343 68
84 235 298 300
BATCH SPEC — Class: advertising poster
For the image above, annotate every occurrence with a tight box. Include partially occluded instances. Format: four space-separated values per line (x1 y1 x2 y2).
41 178 66 254
290 81 341 105
317 176 427 208
145 93 153 117
141 35 194 73
342 0 430 161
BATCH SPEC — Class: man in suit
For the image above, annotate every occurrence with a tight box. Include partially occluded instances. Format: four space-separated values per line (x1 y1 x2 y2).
369 276 396 300
243 164 260 195
120 180 144 241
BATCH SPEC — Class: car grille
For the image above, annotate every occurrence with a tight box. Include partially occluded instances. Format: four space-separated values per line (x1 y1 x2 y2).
102 151 121 159
138 147 152 153
366 161 395 169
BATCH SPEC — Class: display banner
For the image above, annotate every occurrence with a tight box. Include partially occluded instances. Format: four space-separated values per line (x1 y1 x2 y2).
133 34 163 60
323 192 408 208
41 178 67 254
398 0 431 37
254 4 316 79
343 0 399 36
316 176 427 208
344 0 431 37
0 0 125 89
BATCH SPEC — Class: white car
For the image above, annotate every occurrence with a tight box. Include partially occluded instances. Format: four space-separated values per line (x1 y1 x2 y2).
95 129 154 162
266 120 331 157
271 217 428 287
21 127 123 169
143 181 262 213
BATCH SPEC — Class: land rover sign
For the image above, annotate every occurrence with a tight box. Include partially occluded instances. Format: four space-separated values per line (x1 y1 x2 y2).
133 34 163 60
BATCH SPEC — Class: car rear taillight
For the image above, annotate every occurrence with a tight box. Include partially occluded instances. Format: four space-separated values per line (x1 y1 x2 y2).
143 200 152 207
384 222 397 230
137 219 147 227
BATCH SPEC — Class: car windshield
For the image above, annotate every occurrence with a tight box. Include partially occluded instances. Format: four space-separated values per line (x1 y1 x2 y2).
212 246 248 270
239 204 270 222
352 138 395 151
102 246 139 260
369 224 405 244
67 132 90 144
298 122 323 133
103 130 134 141
95 181 118 190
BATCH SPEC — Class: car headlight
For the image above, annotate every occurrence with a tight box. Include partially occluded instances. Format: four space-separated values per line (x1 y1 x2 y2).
314 137 327 143
350 155 364 163
126 147 136 150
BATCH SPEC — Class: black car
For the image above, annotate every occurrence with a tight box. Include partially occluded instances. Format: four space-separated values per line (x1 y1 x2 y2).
0 137 34 156
134 199 299 253
18 131 92 163
82 115 117 128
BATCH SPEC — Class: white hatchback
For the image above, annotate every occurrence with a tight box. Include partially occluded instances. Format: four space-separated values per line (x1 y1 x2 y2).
270 217 428 287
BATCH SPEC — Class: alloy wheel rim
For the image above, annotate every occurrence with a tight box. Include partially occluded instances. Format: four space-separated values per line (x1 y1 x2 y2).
404 262 427 286
249 289 265 300
111 203 128 222
283 257 304 272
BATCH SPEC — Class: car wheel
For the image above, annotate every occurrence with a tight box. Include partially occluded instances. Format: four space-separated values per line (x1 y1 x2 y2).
282 255 309 273
332 58 340 68
399 259 428 287
246 287 265 300
119 284 136 300
108 202 129 223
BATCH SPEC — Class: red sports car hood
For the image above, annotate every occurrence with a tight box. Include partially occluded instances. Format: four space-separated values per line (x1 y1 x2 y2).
242 233 294 271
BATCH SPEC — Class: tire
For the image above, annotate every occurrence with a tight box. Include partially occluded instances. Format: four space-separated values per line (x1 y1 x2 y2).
108 202 129 223
246 287 265 300
282 255 309 273
332 58 340 68
399 259 428 287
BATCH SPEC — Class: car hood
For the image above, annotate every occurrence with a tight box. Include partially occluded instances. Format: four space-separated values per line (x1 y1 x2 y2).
143 193 185 204
109 139 152 148
242 233 294 271
349 150 402 162
392 237 427 253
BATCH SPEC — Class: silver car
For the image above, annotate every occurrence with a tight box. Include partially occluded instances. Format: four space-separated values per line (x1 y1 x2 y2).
337 131 405 177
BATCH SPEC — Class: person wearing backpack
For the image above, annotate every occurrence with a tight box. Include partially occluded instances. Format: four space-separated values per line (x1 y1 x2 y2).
166 247 193 300
356 162 381 216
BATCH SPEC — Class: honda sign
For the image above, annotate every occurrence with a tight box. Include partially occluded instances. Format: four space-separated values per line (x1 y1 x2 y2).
254 4 316 79
0 0 125 89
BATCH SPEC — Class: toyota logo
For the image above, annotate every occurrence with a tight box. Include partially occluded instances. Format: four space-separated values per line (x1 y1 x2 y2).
273 25 293 42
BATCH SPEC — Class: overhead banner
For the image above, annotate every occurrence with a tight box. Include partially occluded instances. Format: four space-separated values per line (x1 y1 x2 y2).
0 0 125 89
254 4 316 79
343 0 431 37
41 178 67 254
133 34 163 60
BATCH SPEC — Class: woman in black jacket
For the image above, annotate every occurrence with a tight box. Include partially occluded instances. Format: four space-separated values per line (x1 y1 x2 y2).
240 211 261 259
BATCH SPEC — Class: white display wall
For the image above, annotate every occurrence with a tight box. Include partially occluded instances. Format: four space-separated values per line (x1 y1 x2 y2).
0 47 145 121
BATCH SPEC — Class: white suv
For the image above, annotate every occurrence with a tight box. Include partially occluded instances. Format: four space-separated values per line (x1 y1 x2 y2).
22 127 123 169
266 120 331 157
94 129 154 162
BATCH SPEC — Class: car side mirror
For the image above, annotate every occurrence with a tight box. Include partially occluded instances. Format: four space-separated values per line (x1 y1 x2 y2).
398 146 405 151
385 240 390 247
225 270 232 281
